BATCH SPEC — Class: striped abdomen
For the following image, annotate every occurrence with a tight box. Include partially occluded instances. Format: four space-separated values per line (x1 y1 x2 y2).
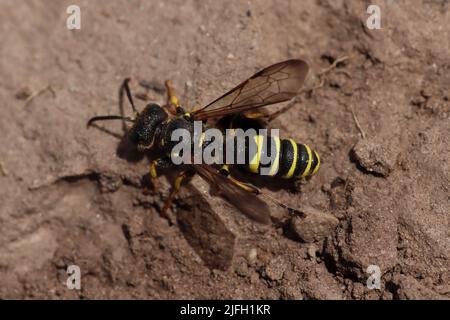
243 135 320 178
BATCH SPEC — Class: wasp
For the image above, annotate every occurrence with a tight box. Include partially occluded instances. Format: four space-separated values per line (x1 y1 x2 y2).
87 60 319 224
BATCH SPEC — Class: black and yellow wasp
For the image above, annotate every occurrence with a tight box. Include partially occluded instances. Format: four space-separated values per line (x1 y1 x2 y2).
87 60 320 224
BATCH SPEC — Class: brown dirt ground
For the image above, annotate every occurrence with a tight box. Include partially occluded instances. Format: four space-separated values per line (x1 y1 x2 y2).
0 0 449 300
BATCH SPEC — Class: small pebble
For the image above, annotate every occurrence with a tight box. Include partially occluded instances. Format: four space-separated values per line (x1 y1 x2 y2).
264 257 286 281
247 248 257 264
279 286 303 300
291 206 339 243
307 244 317 260
235 258 249 277
15 87 32 100
352 137 395 177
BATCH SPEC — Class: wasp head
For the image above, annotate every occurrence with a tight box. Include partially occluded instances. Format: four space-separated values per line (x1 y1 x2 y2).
128 103 168 150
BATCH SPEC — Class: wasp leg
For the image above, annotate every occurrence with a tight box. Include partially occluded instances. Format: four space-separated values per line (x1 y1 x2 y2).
163 80 180 115
147 157 174 193
148 160 159 193
162 170 195 215
218 167 300 214
219 166 261 194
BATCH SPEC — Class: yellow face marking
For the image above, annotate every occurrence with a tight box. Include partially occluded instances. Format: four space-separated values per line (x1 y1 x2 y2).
249 135 263 173
268 136 280 176
149 162 158 178
312 150 320 174
301 144 313 177
284 139 298 179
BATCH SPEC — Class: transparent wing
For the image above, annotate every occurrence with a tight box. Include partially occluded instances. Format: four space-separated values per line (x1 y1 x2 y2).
192 59 309 121
177 184 236 270
193 165 271 224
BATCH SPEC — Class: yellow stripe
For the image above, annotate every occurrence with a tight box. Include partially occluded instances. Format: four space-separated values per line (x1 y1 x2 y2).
301 144 313 177
312 151 320 174
283 139 298 179
268 136 280 176
249 135 263 173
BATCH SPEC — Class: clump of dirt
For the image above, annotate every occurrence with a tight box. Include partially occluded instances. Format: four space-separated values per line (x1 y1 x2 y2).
352 137 397 177
0 1 448 299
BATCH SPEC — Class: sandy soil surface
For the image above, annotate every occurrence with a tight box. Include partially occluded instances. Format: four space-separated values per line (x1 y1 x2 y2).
0 0 449 299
